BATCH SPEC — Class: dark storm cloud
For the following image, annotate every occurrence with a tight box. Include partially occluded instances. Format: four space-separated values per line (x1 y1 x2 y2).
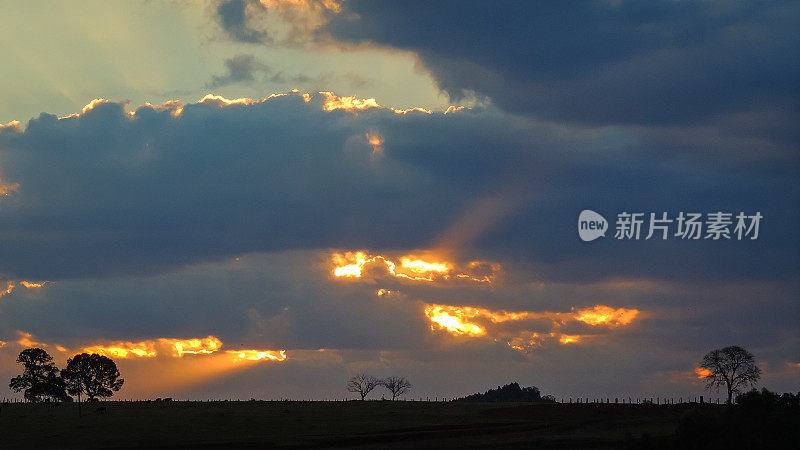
0 92 797 283
216 0 269 43
325 0 800 126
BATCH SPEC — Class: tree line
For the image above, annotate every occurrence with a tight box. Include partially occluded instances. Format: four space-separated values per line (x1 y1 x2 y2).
9 348 123 403
8 344 764 406
346 374 411 400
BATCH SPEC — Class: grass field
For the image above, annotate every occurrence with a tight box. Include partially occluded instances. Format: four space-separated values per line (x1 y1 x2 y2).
0 400 715 449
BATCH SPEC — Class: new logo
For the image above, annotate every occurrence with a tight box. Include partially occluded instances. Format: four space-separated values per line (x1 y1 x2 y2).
578 210 607 242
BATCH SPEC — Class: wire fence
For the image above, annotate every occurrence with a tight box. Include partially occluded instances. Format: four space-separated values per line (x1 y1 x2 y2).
1 395 723 404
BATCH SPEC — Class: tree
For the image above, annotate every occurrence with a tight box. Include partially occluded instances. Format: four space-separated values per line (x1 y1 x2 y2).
454 382 555 403
9 348 69 402
699 346 761 404
346 373 379 400
62 353 124 402
381 376 411 400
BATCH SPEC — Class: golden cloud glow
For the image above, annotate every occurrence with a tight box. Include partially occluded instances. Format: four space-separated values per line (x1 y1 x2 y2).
366 131 384 157
331 251 500 284
0 282 13 297
0 120 21 131
423 303 640 353
0 179 19 198
574 305 639 327
165 336 223 357
82 341 157 359
321 92 381 112
199 94 258 107
228 349 287 362
321 92 432 115
695 367 713 379
559 334 581 344
17 331 45 347
444 105 468 114
258 0 341 13
424 305 486 337
81 98 112 114
81 335 222 359
392 107 433 115
375 288 399 298
0 280 49 298
0 341 6 348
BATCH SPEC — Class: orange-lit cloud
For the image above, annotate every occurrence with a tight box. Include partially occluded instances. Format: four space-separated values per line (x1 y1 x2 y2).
559 334 581 344
321 92 432 115
321 92 381 112
81 335 223 359
423 303 640 353
0 120 21 131
0 178 19 198
695 367 713 379
258 0 341 13
110 347 289 396
424 305 487 337
574 304 639 327
228 349 287 362
444 105 468 114
136 99 184 117
0 280 51 299
331 251 500 284
375 288 400 298
392 107 434 115
17 331 45 347
82 341 157 358
365 131 384 157
81 98 112 114
0 341 7 348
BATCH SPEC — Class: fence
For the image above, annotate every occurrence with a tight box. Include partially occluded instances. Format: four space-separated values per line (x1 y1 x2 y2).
2 395 723 404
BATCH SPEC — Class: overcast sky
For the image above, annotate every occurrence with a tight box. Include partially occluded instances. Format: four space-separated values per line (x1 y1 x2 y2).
0 0 797 401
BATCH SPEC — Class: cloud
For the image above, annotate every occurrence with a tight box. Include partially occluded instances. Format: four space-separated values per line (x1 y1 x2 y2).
207 54 271 87
0 249 797 399
207 54 317 88
323 1 800 127
216 0 270 43
0 91 797 284
214 0 341 45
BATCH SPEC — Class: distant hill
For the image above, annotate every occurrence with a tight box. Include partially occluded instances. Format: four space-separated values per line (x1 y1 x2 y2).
454 382 556 403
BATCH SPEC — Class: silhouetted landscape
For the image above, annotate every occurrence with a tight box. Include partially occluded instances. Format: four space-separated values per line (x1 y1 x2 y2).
1 1 798 448
2 388 798 448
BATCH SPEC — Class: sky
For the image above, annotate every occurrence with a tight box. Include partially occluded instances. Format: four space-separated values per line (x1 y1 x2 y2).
0 0 798 401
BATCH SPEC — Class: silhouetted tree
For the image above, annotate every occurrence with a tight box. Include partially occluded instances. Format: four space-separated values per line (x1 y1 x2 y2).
346 373 379 400
676 388 800 448
381 376 411 400
9 348 69 402
699 346 761 404
62 353 124 402
454 382 556 403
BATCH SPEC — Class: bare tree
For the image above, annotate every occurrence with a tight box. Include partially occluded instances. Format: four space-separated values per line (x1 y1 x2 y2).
699 345 761 404
347 373 379 400
381 376 411 400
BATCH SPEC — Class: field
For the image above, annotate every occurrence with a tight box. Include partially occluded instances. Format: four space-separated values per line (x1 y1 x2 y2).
0 400 712 449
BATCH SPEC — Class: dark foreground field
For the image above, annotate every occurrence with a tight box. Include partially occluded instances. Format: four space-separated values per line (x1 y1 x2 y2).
0 400 719 449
